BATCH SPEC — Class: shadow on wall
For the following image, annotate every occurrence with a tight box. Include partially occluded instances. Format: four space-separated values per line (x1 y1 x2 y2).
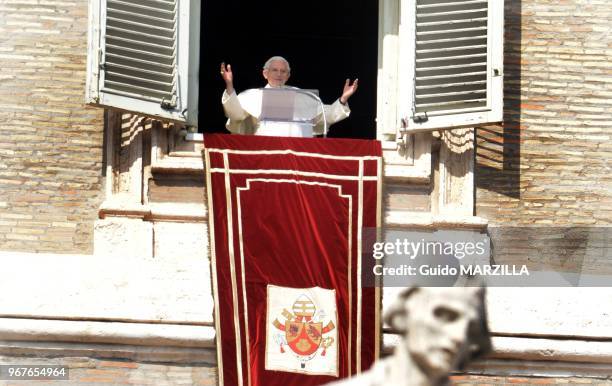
101 110 156 195
475 0 521 200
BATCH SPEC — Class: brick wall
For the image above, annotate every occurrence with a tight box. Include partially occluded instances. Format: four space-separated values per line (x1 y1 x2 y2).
0 355 609 386
476 0 612 226
452 375 612 385
0 356 217 386
475 0 612 272
0 0 105 253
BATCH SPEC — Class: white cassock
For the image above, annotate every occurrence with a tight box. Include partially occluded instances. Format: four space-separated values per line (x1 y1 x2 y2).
221 86 351 137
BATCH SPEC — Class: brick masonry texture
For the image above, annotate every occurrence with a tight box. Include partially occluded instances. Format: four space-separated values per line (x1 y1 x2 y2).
476 0 612 226
451 375 612 385
0 356 217 386
0 355 609 386
0 0 105 253
475 0 612 271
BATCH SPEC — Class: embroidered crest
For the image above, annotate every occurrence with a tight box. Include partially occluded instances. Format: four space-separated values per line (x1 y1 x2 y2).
266 285 338 376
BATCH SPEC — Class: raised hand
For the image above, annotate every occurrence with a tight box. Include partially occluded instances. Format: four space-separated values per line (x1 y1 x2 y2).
340 78 358 104
220 62 234 94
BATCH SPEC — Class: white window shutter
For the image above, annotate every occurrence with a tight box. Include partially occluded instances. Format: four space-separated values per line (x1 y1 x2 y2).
86 0 200 127
399 0 503 132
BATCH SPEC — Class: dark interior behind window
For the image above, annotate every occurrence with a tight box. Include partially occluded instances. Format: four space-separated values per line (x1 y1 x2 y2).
199 0 379 139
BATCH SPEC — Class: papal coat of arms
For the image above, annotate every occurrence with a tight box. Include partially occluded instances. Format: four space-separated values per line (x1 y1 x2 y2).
266 285 338 376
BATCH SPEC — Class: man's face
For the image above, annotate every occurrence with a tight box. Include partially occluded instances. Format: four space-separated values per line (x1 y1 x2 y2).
404 288 481 378
263 60 290 87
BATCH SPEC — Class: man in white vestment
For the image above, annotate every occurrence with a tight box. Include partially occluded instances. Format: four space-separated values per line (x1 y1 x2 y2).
220 56 359 136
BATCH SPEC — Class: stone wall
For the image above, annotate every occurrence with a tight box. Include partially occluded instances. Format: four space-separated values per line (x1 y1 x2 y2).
0 356 217 386
453 375 612 385
475 0 612 273
0 355 609 385
476 0 612 226
0 0 105 253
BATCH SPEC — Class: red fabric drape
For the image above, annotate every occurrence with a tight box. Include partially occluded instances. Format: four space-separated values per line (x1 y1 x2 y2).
204 134 381 386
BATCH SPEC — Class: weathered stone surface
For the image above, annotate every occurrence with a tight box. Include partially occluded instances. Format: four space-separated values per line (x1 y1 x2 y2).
0 354 218 385
0 250 213 324
94 218 153 259
0 0 104 253
476 0 612 272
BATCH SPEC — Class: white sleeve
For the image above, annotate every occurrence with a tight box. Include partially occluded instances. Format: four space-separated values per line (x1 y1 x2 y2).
312 99 351 135
222 90 249 121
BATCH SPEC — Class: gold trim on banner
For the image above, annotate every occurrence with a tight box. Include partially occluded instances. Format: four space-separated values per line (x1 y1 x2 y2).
235 188 253 386
209 168 379 181
356 160 364 373
207 148 381 161
204 149 225 386
237 178 351 384
375 157 383 361
223 151 244 386
207 142 384 384
347 186 353 378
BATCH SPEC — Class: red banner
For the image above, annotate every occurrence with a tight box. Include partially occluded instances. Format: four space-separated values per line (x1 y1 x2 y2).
204 134 381 386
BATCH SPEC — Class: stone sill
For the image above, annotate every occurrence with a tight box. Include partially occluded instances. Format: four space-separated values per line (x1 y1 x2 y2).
466 358 612 380
185 133 204 141
0 317 215 364
0 318 214 349
99 200 207 222
385 210 488 230
489 336 612 365
385 334 612 365
98 203 486 231
2 318 611 370
383 164 431 184
151 154 204 175
0 341 216 364
98 203 485 231
150 152 433 184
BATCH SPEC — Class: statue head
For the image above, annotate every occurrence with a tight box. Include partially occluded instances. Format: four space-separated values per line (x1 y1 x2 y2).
384 287 491 380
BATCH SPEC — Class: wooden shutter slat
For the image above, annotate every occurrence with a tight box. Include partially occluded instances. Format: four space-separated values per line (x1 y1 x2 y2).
105 71 174 91
106 17 175 38
106 44 174 64
418 0 487 8
108 0 175 14
106 25 175 45
105 62 174 82
102 0 177 103
102 81 171 100
105 52 174 72
414 0 489 115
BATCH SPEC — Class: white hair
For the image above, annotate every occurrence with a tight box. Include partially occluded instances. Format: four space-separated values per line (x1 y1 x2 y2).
263 56 291 72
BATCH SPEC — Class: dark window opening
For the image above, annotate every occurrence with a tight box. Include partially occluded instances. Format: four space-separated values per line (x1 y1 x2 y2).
199 0 379 139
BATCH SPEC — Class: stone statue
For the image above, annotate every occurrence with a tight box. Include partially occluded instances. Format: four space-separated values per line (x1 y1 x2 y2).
327 287 491 386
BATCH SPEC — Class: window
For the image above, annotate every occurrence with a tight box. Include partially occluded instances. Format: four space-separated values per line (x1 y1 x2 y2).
398 0 503 132
86 0 200 127
86 0 501 134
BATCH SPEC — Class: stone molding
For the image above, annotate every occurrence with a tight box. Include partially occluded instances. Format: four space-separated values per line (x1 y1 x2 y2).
385 210 488 230
1 318 611 372
99 200 207 222
0 341 216 365
384 334 612 378
0 318 214 348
